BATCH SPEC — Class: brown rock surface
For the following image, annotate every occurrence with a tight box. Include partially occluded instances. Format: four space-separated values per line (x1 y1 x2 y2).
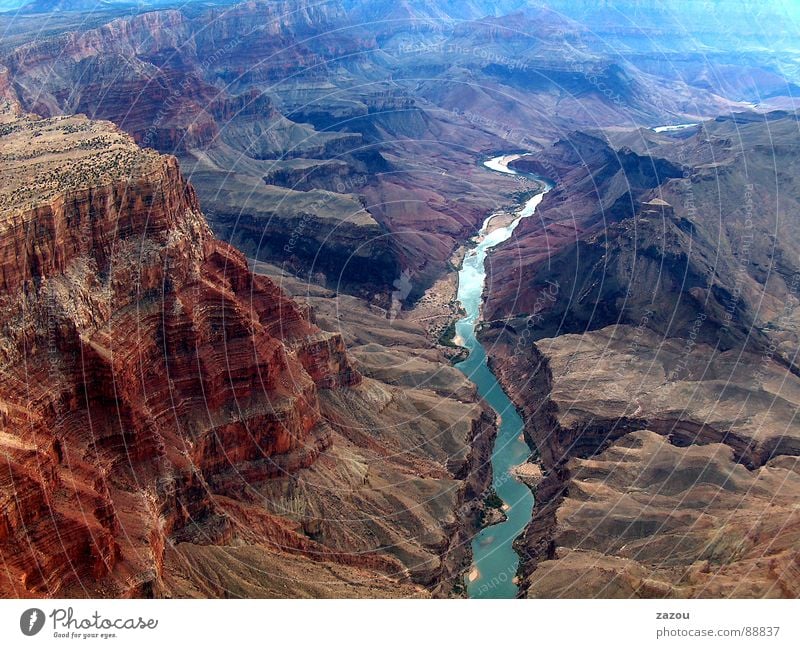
0 107 491 598
481 323 800 597
528 430 800 598
251 262 498 594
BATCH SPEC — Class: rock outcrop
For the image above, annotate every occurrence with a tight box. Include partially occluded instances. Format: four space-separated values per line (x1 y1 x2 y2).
481 324 800 598
0 105 491 598
484 134 685 323
0 103 365 595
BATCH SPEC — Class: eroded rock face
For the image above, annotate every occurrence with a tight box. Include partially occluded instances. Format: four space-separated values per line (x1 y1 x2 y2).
481 323 800 598
0 106 366 596
0 2 406 298
483 133 685 324
488 114 800 369
0 103 495 598
527 430 800 598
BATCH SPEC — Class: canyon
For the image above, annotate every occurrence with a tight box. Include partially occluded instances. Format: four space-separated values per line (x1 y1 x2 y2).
480 112 800 597
1 0 799 600
1 0 779 305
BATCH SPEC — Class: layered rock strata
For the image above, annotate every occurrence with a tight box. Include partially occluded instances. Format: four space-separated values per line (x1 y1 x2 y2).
0 105 491 597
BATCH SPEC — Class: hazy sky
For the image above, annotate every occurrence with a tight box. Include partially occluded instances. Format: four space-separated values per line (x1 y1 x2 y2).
3 0 800 31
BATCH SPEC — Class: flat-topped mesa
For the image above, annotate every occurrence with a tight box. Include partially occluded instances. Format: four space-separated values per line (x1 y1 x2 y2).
0 109 191 292
0 109 361 596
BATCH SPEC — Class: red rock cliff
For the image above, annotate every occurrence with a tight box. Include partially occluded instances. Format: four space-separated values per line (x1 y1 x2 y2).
0 105 361 596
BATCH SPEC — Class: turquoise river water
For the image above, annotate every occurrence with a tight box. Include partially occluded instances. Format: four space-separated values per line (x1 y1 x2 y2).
457 155 550 599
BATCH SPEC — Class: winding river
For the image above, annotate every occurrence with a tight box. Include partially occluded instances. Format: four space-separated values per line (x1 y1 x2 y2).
456 154 550 599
